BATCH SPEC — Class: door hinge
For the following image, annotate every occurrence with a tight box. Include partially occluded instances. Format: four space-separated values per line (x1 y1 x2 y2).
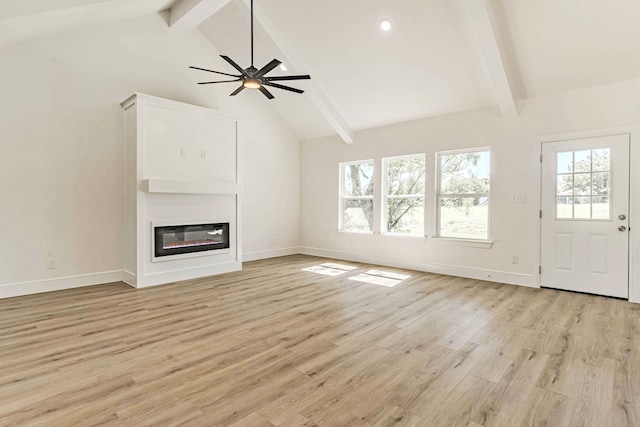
540 154 543 163
539 210 542 218
538 266 542 274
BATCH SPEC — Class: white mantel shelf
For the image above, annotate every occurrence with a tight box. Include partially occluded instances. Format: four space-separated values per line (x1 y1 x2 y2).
143 179 241 195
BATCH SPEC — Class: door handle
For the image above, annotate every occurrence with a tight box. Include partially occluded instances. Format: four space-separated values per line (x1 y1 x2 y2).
619 214 627 220
618 225 627 232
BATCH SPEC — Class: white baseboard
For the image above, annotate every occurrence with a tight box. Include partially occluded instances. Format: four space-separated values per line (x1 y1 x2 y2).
0 247 539 299
135 261 242 288
0 270 124 299
122 270 137 288
300 246 538 288
243 246 301 262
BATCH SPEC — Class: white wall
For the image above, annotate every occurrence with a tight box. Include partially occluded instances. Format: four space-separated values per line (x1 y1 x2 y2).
0 13 300 297
300 77 640 298
301 108 539 286
213 90 301 261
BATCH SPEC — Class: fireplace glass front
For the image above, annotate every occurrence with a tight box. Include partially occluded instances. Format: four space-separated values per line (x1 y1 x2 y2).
154 222 230 258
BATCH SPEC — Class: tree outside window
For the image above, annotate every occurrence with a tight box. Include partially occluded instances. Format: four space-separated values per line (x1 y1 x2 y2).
383 155 425 235
556 148 610 219
437 149 490 240
340 160 374 232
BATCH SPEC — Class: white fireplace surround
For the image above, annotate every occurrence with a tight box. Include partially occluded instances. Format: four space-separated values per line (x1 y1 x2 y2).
121 93 242 288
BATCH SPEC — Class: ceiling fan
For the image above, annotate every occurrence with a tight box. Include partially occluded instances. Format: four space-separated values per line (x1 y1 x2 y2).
190 0 310 99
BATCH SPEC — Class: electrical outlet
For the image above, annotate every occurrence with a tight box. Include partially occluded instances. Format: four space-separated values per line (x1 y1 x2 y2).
511 194 526 204
201 150 206 159
511 254 519 264
180 147 186 157
47 258 55 269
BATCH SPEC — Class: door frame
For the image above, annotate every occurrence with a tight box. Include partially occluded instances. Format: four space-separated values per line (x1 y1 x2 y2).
536 126 640 303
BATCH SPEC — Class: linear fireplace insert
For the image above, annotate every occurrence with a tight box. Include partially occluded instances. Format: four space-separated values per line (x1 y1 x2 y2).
153 222 230 259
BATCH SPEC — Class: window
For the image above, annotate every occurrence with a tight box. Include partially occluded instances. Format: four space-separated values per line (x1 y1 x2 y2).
437 149 490 240
383 155 425 235
340 160 374 232
556 148 610 220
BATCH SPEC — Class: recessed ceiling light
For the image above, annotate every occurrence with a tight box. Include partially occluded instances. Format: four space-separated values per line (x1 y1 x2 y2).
279 64 287 71
380 19 392 32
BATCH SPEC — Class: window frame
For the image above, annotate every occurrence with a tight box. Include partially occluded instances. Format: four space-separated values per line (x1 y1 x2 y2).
339 159 375 234
382 154 426 236
435 147 491 241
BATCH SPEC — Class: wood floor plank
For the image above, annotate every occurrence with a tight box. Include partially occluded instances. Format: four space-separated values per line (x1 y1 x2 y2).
366 404 424 426
407 342 488 419
612 309 640 427
470 349 550 426
564 357 616 427
0 254 637 426
519 387 569 427
418 374 495 427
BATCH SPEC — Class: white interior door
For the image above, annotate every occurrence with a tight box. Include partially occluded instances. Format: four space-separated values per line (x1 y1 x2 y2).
540 135 630 298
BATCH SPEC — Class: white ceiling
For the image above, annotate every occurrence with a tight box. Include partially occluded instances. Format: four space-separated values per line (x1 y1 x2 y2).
495 0 640 98
240 0 496 132
0 0 173 47
3 0 640 141
197 3 337 141
0 0 107 19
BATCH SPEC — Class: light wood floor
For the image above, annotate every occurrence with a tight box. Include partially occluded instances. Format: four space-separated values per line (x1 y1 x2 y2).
0 255 638 426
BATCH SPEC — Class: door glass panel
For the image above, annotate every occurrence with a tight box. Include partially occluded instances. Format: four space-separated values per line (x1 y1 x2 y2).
557 175 573 197
574 150 591 172
592 148 610 171
574 197 591 219
592 196 610 219
573 173 591 195
555 148 611 220
557 196 573 219
592 172 610 195
557 151 573 173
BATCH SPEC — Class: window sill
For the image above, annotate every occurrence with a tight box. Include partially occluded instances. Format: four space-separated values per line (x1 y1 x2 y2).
380 233 427 241
336 230 375 235
336 230 427 241
431 237 494 249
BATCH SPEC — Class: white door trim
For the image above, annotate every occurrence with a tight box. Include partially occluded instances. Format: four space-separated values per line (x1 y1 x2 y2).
536 126 640 303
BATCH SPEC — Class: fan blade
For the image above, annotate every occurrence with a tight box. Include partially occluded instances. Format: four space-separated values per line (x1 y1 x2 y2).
197 79 241 85
221 55 249 76
230 85 245 96
259 86 275 99
256 59 281 77
189 66 241 78
264 75 311 82
263 82 304 94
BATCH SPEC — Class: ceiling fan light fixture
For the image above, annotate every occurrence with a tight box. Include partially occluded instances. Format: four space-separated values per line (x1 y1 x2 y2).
190 0 311 98
243 78 262 89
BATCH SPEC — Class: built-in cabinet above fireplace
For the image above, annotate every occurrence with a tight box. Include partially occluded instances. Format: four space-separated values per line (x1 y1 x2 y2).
121 93 241 288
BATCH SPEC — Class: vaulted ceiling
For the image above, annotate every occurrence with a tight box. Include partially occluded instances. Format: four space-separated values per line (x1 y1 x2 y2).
3 0 640 142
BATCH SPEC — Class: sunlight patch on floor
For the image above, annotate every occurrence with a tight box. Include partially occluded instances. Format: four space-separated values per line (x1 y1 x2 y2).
349 270 411 287
365 269 411 281
302 263 358 276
